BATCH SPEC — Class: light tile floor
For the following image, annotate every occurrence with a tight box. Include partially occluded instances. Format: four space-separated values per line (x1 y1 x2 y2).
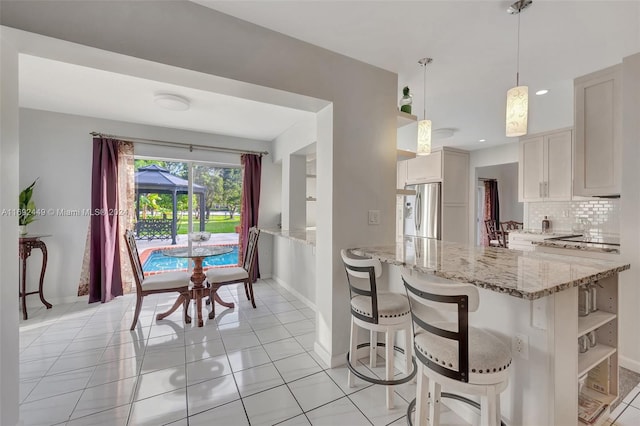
19 279 471 426
608 384 640 425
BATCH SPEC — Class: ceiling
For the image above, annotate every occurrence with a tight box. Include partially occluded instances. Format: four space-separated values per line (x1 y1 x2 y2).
19 54 314 142
195 0 640 150
17 1 640 151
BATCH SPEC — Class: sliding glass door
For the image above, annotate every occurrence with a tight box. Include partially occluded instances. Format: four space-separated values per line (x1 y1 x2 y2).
133 158 242 273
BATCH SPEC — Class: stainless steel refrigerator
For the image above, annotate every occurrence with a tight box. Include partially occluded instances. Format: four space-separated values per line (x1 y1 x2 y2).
403 183 441 239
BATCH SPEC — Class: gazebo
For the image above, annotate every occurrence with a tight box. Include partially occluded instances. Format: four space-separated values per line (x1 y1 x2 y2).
135 165 205 245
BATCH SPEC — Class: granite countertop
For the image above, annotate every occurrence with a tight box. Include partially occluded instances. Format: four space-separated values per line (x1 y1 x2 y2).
259 227 316 246
533 239 620 254
351 237 629 300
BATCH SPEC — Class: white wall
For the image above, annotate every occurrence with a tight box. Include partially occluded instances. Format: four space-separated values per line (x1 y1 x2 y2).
0 28 20 426
468 143 520 244
18 108 275 303
2 0 398 368
476 162 522 224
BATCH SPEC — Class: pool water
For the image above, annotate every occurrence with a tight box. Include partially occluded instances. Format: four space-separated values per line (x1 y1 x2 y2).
143 245 239 272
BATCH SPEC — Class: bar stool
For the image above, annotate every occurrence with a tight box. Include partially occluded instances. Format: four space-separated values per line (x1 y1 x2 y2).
402 272 512 426
341 249 416 409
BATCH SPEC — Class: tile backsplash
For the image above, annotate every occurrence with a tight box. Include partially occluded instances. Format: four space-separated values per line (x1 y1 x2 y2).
526 199 620 235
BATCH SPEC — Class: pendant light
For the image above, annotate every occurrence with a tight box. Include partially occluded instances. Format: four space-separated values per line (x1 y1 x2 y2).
417 57 433 155
505 0 532 137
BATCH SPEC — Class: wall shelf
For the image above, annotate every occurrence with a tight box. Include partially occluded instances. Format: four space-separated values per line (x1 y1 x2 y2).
578 345 616 378
397 111 417 128
578 311 617 338
397 149 417 161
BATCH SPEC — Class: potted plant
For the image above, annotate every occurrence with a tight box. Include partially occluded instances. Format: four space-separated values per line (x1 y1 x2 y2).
19 179 38 235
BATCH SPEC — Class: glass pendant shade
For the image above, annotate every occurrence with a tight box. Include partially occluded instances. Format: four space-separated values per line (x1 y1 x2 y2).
417 119 432 156
505 85 528 137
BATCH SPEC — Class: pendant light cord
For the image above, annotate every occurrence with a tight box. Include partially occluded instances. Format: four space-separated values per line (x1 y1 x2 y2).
423 62 427 120
516 10 521 86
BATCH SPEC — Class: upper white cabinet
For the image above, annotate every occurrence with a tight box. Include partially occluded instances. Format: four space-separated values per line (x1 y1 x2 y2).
519 129 573 202
406 150 442 184
574 64 622 197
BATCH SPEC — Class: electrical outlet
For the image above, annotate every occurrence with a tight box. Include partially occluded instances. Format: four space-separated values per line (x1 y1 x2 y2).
512 333 529 360
368 210 380 225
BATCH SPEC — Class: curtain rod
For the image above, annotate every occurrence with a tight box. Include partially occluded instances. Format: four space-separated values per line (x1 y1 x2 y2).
89 132 268 156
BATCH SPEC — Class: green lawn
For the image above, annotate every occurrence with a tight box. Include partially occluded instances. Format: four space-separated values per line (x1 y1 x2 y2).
176 215 240 234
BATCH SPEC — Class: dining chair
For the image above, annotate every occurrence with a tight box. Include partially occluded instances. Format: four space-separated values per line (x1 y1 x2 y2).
500 221 523 248
402 272 512 426
484 220 504 247
124 230 192 330
205 227 261 318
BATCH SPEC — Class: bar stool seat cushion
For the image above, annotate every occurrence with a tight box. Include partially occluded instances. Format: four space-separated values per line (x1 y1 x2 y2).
351 293 410 320
206 267 248 283
414 322 512 383
143 271 192 291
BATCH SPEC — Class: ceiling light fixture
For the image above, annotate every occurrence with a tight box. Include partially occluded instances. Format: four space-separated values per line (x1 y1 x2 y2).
154 93 190 111
505 0 532 137
432 128 457 140
417 57 433 156
536 89 549 96
479 139 486 142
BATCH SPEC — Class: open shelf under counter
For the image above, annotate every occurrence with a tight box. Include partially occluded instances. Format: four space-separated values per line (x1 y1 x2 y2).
579 388 618 426
578 344 616 378
578 311 617 338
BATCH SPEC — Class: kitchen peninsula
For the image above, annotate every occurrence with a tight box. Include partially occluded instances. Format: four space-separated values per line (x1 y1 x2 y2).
352 237 630 426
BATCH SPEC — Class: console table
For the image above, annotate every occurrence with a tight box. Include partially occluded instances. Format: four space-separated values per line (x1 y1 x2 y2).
19 234 52 320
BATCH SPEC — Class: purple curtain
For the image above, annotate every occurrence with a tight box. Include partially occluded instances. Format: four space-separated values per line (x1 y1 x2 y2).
240 154 262 282
482 180 500 246
89 138 123 303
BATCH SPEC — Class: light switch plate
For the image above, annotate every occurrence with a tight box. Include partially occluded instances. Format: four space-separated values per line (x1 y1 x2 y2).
368 210 380 225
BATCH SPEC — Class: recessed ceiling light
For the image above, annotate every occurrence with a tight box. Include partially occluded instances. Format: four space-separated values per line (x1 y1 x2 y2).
535 89 549 96
479 139 486 142
154 93 190 111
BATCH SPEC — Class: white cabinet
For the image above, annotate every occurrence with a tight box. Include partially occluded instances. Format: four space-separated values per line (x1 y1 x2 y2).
574 64 622 197
406 150 442 184
508 232 550 251
518 129 572 202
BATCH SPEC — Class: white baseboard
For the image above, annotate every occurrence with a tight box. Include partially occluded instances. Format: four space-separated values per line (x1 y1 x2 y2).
313 341 348 369
26 294 88 308
271 275 316 311
620 355 640 374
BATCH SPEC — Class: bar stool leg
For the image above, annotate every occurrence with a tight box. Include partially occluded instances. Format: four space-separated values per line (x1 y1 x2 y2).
385 329 394 409
496 392 502 426
404 326 412 377
481 386 498 426
415 363 428 426
348 318 358 388
370 330 377 368
428 380 441 426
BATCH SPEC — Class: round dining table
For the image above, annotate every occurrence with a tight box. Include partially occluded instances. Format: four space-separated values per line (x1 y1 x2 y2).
157 245 233 327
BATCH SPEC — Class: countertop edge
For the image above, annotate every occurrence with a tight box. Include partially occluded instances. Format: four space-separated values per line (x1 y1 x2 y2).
350 247 630 300
532 240 620 254
259 228 316 246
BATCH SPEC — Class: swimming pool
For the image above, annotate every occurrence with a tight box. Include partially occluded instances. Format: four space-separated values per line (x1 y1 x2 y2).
142 245 239 272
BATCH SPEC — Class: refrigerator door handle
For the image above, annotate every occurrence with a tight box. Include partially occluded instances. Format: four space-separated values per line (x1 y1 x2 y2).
415 191 422 232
